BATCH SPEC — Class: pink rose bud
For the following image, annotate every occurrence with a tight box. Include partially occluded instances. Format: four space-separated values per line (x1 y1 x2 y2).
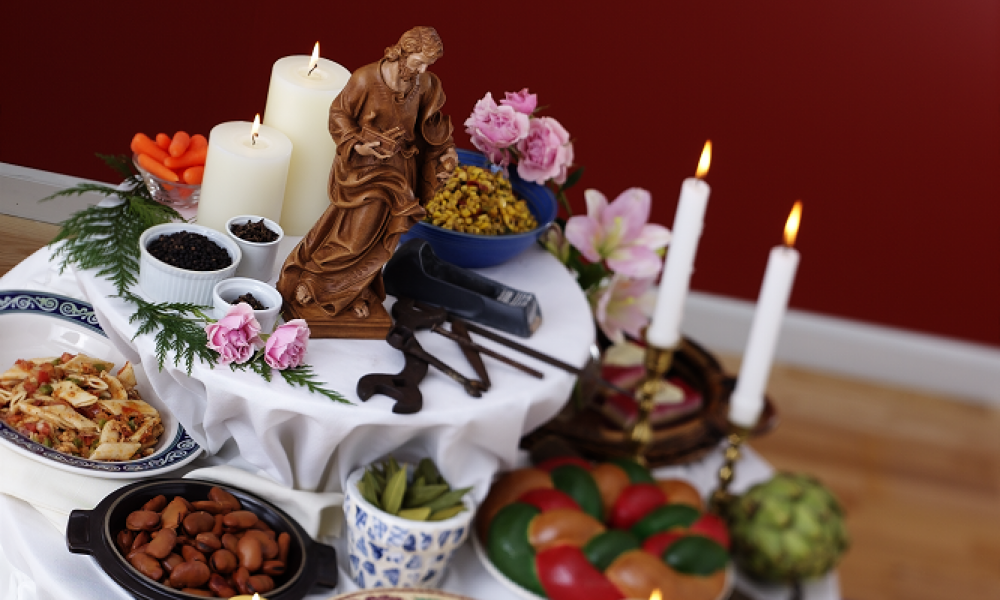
205 303 263 365
264 319 310 370
500 88 538 114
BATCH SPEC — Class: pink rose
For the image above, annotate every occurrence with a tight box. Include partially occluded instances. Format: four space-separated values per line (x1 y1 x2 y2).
264 319 310 370
464 92 530 167
515 117 574 185
500 88 538 114
205 303 262 365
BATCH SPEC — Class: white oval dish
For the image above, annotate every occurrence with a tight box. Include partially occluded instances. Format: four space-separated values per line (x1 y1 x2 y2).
0 290 201 478
139 222 241 306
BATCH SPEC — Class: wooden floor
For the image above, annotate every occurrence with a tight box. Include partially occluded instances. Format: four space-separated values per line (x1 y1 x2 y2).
4 214 1000 600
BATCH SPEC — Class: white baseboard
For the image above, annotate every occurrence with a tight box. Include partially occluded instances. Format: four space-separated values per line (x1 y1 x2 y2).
0 162 106 224
682 292 1000 405
4 162 999 405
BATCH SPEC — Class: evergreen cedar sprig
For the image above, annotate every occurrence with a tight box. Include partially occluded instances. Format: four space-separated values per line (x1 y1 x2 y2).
123 290 217 375
44 154 181 296
230 359 350 404
45 154 349 404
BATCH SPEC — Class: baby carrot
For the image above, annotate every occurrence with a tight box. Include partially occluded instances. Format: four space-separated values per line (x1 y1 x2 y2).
168 131 191 158
138 153 180 182
131 133 169 163
155 133 171 150
189 134 208 150
164 145 208 170
182 166 204 185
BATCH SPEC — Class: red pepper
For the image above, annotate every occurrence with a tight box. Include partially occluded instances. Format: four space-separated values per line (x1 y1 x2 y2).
688 513 730 549
535 545 625 600
609 483 667 530
518 488 581 512
641 530 686 557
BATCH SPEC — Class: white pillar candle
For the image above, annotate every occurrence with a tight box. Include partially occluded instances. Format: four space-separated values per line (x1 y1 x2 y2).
264 46 351 236
646 142 712 348
196 119 293 233
729 202 803 428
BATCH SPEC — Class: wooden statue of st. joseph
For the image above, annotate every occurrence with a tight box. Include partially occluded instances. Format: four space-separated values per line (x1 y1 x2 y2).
276 26 457 338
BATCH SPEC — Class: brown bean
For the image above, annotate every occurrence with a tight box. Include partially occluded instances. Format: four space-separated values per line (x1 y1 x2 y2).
160 497 190 530
125 510 160 532
182 511 216 536
247 574 275 594
142 494 168 512
212 513 224 536
168 560 211 588
180 589 212 598
115 529 134 554
131 531 149 551
243 530 279 559
128 551 163 581
161 553 183 573
277 531 290 564
144 528 176 559
194 532 222 553
262 560 285 576
208 487 241 511
181 545 206 563
232 566 251 594
208 573 237 597
127 544 149 561
221 533 240 554
209 548 238 574
191 500 225 514
250 519 273 534
236 535 263 572
223 510 258 531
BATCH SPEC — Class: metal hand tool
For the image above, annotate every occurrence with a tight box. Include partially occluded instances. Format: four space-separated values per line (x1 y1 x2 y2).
385 325 486 398
356 353 428 415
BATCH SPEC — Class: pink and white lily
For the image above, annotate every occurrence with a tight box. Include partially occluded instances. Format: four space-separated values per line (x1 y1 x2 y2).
564 188 671 279
592 274 657 344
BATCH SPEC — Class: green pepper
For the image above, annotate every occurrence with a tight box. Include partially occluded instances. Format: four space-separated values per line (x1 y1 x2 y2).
608 458 656 483
550 464 603 521
488 502 545 597
583 529 640 572
37 384 53 396
631 503 700 541
663 535 729 575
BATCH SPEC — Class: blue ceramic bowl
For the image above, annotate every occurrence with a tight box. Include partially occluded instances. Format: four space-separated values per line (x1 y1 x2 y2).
401 149 557 268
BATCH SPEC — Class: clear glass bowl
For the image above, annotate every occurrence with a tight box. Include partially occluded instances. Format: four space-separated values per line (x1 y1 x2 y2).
132 154 201 209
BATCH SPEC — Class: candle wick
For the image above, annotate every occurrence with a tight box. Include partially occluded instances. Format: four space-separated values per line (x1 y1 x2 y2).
307 64 318 76
251 133 257 146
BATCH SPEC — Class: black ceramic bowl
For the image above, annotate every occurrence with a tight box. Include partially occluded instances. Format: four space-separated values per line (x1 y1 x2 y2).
66 478 337 600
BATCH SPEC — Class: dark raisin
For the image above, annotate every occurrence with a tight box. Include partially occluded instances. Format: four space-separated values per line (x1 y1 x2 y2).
233 293 266 310
229 219 279 243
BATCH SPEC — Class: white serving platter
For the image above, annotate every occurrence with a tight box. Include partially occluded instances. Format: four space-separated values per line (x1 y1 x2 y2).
0 290 201 478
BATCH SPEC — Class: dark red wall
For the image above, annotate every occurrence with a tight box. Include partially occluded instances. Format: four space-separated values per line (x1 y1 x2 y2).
2 1 997 346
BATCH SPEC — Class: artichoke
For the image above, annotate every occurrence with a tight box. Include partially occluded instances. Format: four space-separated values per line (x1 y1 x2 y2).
727 472 849 582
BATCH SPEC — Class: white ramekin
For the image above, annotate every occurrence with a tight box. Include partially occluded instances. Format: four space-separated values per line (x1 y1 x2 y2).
212 277 283 334
138 223 241 306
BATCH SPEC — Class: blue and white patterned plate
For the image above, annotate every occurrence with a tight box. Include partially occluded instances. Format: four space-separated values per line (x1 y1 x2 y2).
0 290 201 478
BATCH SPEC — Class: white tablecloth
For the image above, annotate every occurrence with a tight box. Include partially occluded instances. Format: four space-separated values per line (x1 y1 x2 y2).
0 242 840 600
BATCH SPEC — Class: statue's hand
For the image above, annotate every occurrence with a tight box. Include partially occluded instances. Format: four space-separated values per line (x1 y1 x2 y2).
354 141 391 160
437 148 458 181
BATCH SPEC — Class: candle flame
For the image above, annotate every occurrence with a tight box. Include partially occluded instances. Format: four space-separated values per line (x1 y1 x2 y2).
784 200 802 247
309 42 320 71
252 594 261 600
251 114 261 145
649 590 663 600
695 141 711 179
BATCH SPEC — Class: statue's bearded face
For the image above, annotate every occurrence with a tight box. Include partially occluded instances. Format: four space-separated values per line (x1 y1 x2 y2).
398 52 433 83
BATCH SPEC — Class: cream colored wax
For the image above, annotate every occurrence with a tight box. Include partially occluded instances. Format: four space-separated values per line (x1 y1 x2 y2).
196 121 292 233
264 54 351 236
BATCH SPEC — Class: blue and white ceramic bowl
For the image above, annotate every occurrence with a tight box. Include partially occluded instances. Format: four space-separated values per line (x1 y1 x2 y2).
343 465 475 589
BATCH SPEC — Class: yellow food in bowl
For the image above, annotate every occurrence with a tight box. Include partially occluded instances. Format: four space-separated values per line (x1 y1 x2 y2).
425 165 538 235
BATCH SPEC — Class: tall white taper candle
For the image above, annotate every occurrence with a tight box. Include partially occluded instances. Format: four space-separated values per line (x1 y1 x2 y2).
729 202 803 428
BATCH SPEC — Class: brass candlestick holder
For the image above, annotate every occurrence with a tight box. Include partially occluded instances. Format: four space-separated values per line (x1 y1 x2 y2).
709 426 751 515
625 343 677 464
